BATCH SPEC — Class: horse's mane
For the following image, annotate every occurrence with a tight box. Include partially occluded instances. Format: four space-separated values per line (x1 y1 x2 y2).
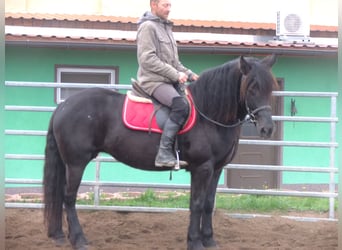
188 57 277 125
188 58 243 124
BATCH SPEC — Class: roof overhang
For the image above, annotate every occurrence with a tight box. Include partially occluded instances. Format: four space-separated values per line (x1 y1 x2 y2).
5 25 337 57
5 13 338 57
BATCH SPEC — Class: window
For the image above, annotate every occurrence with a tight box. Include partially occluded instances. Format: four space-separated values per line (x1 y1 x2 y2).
55 66 118 103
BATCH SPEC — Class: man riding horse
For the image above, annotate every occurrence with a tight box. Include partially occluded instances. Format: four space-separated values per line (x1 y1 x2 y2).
136 0 199 168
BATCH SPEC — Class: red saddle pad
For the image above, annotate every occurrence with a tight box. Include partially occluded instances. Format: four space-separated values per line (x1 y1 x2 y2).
122 92 196 134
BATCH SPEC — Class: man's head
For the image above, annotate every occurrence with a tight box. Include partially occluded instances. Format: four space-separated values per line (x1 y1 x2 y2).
150 0 171 20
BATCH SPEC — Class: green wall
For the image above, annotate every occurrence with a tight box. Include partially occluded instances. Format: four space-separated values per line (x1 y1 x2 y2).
273 57 338 184
5 46 338 186
4 46 229 187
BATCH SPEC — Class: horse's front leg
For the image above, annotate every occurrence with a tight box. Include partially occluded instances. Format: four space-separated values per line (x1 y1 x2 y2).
187 163 214 250
64 165 88 250
201 168 223 248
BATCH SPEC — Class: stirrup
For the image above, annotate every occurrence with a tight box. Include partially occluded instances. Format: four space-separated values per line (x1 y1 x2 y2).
155 150 188 169
174 150 188 170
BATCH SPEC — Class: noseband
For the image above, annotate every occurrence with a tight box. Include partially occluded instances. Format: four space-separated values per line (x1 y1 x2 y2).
244 99 272 125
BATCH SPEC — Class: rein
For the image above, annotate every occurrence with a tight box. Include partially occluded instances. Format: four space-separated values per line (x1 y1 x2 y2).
193 99 271 128
189 89 271 129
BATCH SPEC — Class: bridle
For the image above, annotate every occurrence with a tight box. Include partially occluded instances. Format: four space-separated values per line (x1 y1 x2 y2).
244 99 272 125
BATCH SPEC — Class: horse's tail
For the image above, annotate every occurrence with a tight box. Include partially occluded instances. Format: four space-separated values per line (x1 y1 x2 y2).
43 115 65 237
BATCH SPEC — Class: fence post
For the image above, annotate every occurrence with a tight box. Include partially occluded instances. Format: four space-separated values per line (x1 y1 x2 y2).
329 96 337 219
94 158 101 206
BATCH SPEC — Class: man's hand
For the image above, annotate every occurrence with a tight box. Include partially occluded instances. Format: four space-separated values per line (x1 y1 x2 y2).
178 72 188 84
189 73 199 81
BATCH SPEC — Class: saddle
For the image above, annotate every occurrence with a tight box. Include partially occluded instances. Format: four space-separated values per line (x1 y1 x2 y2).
122 80 196 134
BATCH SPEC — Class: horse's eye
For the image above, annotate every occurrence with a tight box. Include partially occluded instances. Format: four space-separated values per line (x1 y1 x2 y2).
248 82 259 96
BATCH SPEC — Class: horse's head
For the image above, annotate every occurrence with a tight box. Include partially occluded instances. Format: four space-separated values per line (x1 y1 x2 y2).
239 54 278 138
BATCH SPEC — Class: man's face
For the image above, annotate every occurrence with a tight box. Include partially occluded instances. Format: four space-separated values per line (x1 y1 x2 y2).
152 0 171 20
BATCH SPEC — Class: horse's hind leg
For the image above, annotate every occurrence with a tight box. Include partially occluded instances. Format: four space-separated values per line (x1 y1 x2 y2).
64 164 88 250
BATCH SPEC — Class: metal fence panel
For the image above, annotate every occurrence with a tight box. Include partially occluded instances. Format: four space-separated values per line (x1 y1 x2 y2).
4 81 338 219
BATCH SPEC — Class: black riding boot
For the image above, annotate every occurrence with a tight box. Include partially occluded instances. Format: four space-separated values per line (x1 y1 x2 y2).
155 96 189 168
155 119 188 167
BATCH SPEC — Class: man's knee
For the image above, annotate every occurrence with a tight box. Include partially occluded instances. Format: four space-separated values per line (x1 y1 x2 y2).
169 96 189 125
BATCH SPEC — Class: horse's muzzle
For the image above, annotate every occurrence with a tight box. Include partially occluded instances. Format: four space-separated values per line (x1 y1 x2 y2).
256 113 275 139
258 122 275 138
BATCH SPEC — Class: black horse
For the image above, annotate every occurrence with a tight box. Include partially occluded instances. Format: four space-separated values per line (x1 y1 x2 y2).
43 55 278 250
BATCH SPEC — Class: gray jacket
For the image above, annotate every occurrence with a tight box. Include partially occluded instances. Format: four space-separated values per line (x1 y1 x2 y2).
136 11 192 95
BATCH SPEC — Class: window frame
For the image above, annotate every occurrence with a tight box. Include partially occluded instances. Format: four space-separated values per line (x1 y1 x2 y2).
55 65 118 104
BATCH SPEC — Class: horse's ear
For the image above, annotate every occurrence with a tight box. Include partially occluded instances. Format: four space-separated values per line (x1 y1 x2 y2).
261 54 277 68
239 56 251 75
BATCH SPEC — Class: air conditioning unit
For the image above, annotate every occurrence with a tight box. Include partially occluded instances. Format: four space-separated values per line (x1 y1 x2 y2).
276 11 310 38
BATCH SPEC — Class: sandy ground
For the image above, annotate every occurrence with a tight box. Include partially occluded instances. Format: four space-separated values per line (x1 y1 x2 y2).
5 208 338 250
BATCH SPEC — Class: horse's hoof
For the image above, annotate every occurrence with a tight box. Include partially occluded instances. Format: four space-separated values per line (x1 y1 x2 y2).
70 235 88 250
187 241 205 250
203 238 217 248
74 241 88 250
205 244 220 249
54 237 66 246
51 234 66 247
76 245 88 250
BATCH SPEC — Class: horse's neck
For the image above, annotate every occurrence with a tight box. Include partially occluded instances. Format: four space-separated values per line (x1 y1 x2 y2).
189 84 247 126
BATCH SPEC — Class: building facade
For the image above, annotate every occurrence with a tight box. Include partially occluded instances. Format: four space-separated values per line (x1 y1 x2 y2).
4 2 338 189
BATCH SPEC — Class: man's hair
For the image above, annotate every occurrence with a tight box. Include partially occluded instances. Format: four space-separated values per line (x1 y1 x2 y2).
150 0 159 4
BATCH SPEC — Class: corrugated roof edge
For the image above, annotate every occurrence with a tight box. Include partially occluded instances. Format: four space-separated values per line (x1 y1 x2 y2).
5 12 337 32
